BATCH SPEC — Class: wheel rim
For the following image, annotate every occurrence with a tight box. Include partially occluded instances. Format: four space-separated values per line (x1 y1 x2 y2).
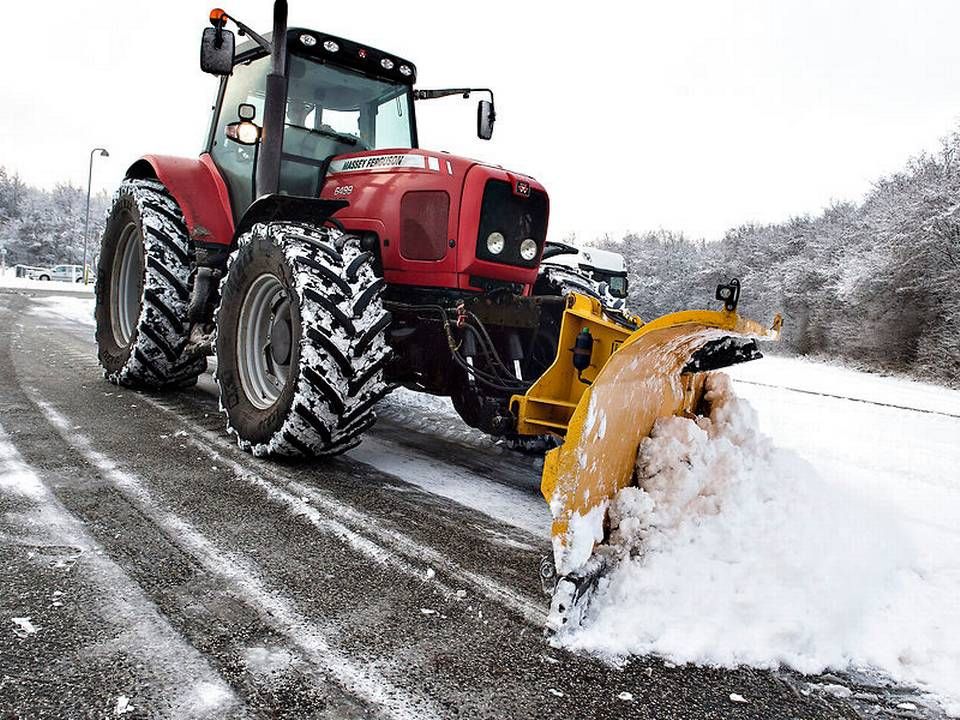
111 221 145 347
236 273 294 410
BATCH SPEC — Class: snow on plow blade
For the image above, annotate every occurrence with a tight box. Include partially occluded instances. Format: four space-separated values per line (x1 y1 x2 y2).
513 293 782 632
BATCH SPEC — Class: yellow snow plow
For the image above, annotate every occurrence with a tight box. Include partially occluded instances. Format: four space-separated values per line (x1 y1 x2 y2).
510 282 782 629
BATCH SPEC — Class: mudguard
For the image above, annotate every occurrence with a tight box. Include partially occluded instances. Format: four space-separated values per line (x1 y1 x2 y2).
127 154 235 247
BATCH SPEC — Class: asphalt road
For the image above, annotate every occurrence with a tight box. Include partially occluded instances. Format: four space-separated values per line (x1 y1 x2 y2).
0 287 941 719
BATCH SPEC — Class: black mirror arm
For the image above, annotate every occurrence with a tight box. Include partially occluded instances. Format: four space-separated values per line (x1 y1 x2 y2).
217 10 272 54
414 88 495 106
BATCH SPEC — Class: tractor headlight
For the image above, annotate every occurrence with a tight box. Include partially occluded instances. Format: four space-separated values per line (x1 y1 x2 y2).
299 33 317 47
486 232 505 255
323 40 339 53
399 64 412 77
381 58 395 70
519 238 538 261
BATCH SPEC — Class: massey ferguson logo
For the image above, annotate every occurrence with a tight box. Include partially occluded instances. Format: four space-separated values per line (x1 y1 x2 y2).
516 180 531 197
340 154 407 171
327 153 427 175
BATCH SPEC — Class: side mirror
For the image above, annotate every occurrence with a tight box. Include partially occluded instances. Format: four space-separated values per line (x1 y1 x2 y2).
201 26 235 75
477 99 495 140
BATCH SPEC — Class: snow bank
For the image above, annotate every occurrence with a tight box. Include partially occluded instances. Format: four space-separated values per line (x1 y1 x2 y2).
561 374 960 715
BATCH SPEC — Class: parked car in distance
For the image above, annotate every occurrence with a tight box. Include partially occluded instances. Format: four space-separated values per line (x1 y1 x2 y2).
33 264 91 282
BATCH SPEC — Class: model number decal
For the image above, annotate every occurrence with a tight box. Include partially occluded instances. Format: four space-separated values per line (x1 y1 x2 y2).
334 185 354 196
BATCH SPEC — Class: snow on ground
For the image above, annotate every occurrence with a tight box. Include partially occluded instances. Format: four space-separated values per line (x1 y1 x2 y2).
29 295 96 327
0 267 95 294
376 387 500 450
14 289 960 710
562 369 960 716
349 434 549 538
728 354 959 417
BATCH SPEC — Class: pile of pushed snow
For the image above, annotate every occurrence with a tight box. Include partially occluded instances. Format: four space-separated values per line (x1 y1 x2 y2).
561 374 960 715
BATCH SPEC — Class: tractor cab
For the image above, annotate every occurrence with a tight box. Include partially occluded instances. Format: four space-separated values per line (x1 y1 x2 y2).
207 27 420 218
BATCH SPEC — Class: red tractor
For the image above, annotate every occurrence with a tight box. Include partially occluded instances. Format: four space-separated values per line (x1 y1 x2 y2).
95 2 779 624
96 2 577 454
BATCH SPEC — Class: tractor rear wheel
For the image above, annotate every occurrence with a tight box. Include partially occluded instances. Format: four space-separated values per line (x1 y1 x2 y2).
95 178 205 388
214 221 392 457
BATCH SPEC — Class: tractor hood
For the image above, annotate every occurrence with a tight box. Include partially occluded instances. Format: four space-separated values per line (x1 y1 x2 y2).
319 149 549 293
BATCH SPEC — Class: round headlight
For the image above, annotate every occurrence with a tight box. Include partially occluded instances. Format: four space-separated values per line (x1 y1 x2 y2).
299 33 317 47
399 64 412 77
380 58 395 70
519 238 538 261
486 232 505 255
323 40 340 53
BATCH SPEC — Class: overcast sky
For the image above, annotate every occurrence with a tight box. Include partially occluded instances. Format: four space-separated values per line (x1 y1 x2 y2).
3 1 960 243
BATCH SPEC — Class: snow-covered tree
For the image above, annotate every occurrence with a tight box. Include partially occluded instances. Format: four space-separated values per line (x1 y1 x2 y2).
598 126 960 383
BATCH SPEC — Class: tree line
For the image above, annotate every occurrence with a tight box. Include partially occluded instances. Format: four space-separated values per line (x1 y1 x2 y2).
0 167 110 270
598 130 960 383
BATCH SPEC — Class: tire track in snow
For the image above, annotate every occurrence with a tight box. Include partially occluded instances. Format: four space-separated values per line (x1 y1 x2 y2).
141 395 549 628
26 394 443 720
0 423 241 719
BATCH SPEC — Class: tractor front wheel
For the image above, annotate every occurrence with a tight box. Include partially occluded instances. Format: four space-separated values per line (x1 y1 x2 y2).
215 222 392 457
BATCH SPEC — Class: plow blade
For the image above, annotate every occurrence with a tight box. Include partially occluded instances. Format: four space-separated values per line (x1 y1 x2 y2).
531 302 781 631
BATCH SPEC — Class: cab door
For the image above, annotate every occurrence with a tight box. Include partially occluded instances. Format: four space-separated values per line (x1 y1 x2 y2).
208 56 269 221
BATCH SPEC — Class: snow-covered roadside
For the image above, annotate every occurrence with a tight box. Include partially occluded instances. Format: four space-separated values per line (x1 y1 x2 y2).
0 267 95 294
728 354 959 417
560 374 960 716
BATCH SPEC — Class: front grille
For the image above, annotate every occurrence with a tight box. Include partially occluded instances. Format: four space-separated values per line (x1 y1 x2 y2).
475 179 548 268
400 191 450 261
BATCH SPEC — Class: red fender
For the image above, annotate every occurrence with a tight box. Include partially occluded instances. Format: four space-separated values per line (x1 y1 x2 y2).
128 154 235 247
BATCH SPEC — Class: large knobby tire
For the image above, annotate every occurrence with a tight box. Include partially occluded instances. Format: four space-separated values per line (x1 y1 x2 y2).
95 178 206 387
215 221 392 457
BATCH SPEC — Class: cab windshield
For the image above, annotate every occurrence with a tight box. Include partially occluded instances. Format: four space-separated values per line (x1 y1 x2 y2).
210 53 415 213
280 54 414 195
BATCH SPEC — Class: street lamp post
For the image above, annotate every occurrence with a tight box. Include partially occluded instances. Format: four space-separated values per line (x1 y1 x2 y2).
83 147 109 284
